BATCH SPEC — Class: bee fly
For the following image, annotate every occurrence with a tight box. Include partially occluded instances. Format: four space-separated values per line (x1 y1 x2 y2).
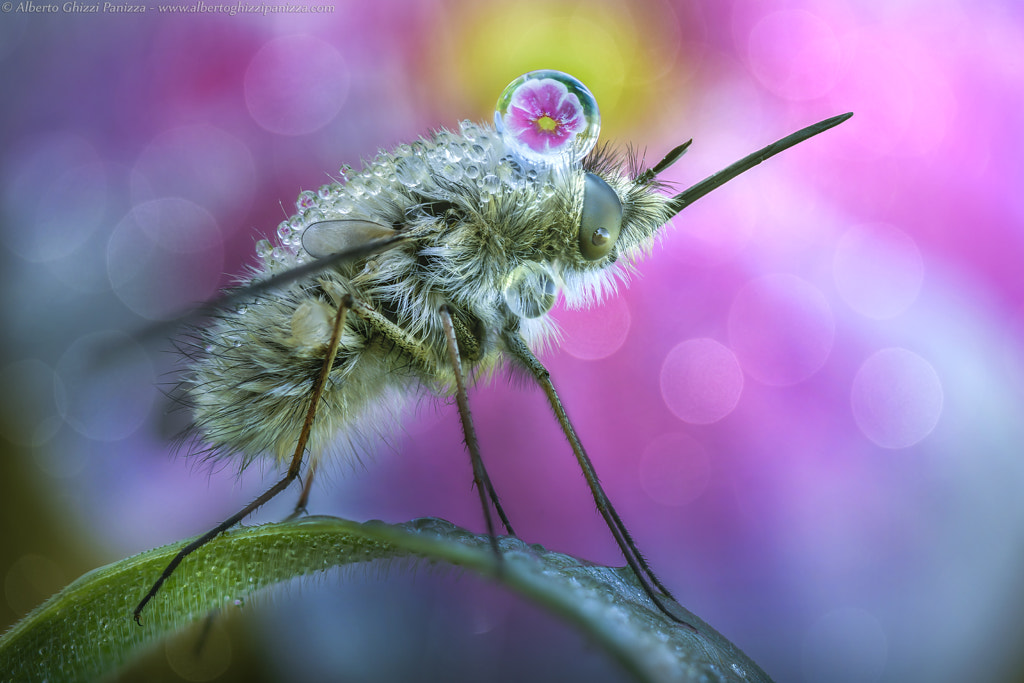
132 69 851 628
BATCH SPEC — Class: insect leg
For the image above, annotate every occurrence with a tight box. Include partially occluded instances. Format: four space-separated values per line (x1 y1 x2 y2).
133 295 352 625
439 306 515 548
503 332 696 630
285 460 319 521
330 287 515 536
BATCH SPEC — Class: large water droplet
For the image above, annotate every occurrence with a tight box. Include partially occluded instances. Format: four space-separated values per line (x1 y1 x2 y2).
503 262 558 318
494 70 601 166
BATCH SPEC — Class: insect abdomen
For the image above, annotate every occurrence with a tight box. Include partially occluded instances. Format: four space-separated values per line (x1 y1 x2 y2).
185 277 420 468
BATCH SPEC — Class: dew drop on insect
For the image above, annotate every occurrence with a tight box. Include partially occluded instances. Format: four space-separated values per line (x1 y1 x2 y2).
296 190 317 212
255 239 272 258
495 70 600 166
317 183 337 201
497 155 523 187
396 156 429 188
346 177 365 198
458 119 478 140
444 144 464 163
277 221 294 243
481 173 500 194
503 261 558 319
440 162 463 182
468 143 487 163
464 164 480 180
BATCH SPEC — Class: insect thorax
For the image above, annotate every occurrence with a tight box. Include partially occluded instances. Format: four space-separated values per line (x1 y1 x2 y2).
183 119 674 466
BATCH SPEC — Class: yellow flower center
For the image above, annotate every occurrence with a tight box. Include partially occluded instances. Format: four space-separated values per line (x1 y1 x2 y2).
536 115 558 132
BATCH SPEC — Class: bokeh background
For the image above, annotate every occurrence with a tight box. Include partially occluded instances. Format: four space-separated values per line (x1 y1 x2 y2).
2 0 1023 681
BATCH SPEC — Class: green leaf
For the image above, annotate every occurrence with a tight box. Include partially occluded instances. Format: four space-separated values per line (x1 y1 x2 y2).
0 516 773 683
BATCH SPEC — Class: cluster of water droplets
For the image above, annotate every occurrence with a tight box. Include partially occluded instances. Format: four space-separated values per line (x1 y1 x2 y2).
250 69 602 282
393 120 558 205
249 165 351 271
252 118 565 273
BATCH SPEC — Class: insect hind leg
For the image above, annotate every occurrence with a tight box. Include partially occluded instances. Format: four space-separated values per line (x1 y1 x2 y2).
503 331 697 631
133 295 352 625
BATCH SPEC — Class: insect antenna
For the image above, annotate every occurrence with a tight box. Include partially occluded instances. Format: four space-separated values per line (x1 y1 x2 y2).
133 294 353 625
635 139 693 185
666 112 853 216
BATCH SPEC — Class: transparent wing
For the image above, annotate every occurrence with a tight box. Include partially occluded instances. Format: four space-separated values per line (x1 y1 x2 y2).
301 219 400 259
93 223 410 364
182 224 408 321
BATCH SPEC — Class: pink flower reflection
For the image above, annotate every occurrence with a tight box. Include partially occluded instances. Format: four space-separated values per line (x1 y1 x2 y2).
505 78 585 154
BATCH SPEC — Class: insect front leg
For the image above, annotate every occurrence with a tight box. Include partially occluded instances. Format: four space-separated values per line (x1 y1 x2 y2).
133 295 352 625
439 305 515 557
332 286 514 541
502 331 696 631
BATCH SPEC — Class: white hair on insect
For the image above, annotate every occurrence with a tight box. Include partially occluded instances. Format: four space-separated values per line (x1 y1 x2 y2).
182 71 675 471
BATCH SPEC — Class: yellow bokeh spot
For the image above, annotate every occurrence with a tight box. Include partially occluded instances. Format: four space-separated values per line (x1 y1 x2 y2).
437 0 700 143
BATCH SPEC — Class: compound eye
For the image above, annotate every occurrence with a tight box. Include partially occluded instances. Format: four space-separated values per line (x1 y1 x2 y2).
578 173 622 261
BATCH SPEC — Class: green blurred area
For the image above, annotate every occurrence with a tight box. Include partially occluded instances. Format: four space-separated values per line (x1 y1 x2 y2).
0 422 276 682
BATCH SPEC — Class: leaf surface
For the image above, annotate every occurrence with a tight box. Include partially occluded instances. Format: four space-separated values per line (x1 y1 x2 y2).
0 516 773 683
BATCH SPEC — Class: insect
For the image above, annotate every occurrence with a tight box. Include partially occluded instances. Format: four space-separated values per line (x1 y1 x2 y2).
132 69 851 628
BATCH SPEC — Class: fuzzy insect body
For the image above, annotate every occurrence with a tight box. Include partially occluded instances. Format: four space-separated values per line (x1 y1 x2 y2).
189 120 669 469
137 69 851 626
